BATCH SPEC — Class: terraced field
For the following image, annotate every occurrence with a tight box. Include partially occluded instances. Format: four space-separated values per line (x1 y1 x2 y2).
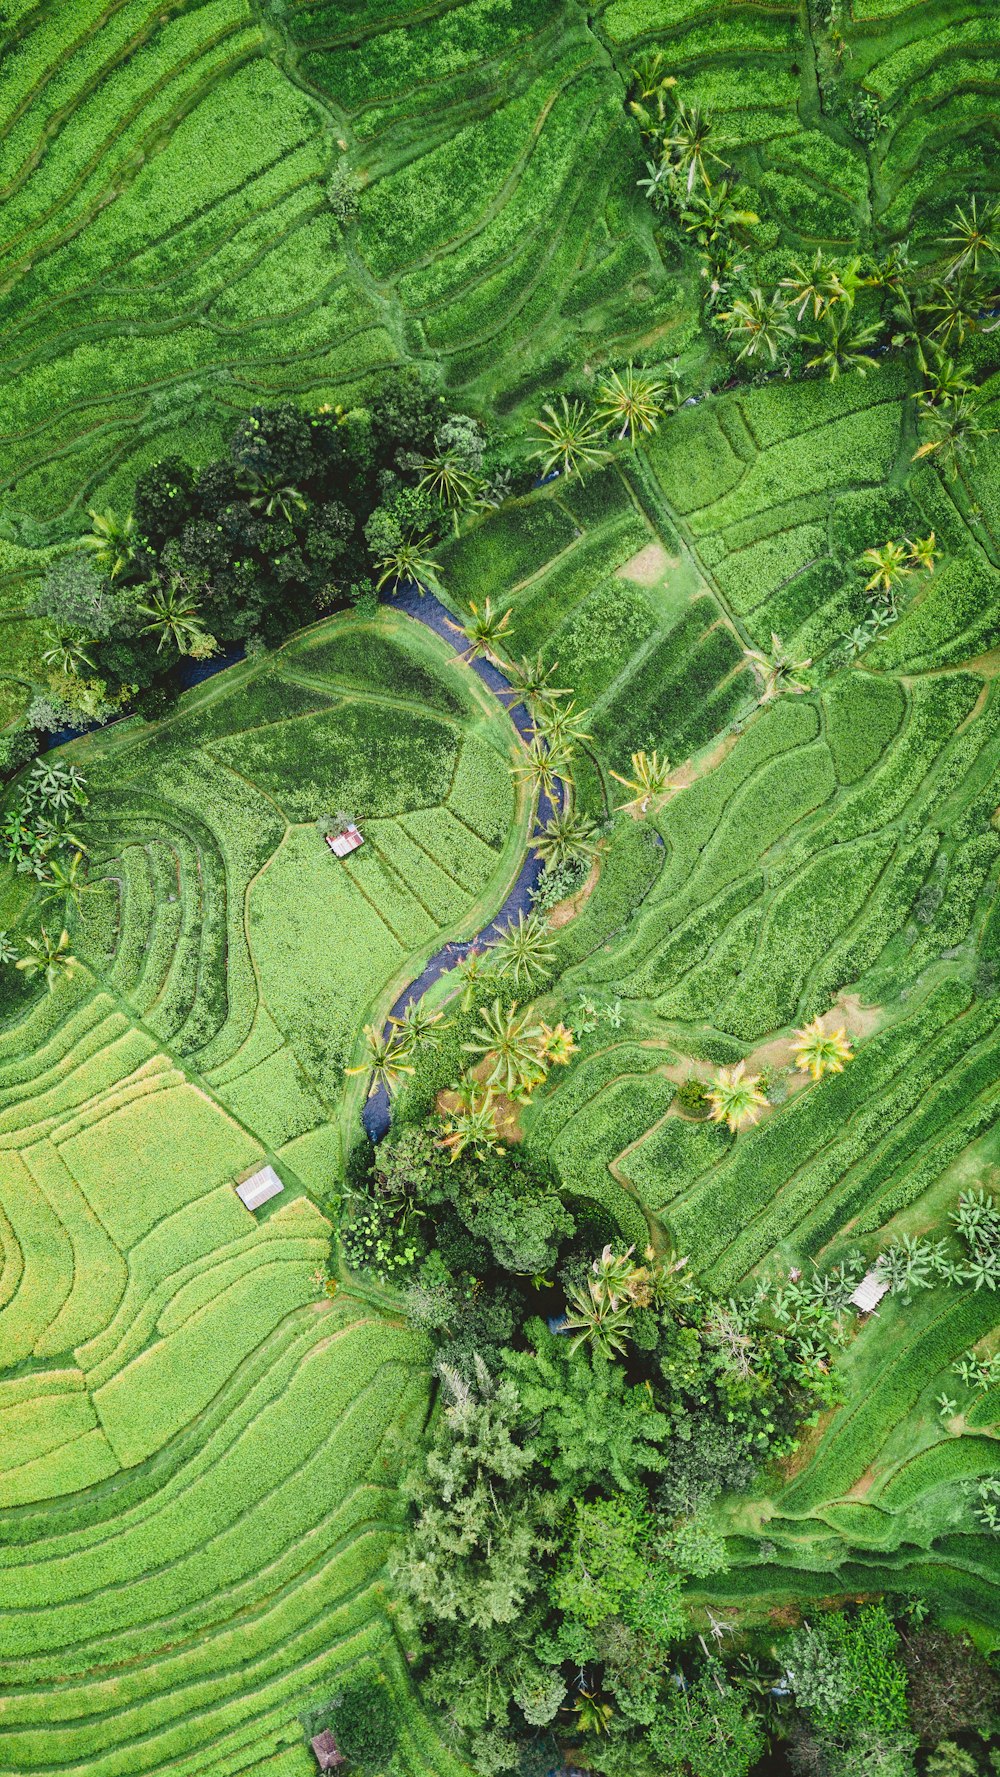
439 344 1000 1645
0 608 517 1773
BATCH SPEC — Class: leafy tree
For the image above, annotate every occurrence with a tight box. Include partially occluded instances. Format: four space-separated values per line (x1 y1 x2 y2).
706 1063 767 1132
505 1325 670 1492
34 555 136 639
785 1604 912 1755
792 1017 853 1081
528 396 611 480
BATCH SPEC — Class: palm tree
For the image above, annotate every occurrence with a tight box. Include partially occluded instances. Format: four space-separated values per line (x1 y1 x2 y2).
491 910 556 989
913 389 996 477
719 287 795 363
706 1063 767 1133
860 540 911 598
438 1083 500 1162
743 633 811 703
609 749 671 813
41 848 89 912
453 946 491 1013
563 1274 633 1359
137 583 210 655
538 1019 578 1067
504 652 571 718
920 276 988 352
804 308 881 380
511 735 573 803
529 396 611 480
450 597 513 662
463 998 546 1099
917 345 973 408
416 452 482 520
41 631 95 677
664 97 724 194
681 183 758 250
246 478 308 523
940 197 1000 281
344 1023 415 1096
16 926 78 992
593 364 675 442
533 806 599 871
792 1017 853 1081
534 697 593 752
374 533 441 594
78 508 135 580
391 995 450 1049
780 249 853 321
906 530 940 572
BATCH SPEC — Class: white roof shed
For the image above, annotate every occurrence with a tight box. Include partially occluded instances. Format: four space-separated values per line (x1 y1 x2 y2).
235 1164 284 1213
849 1270 890 1315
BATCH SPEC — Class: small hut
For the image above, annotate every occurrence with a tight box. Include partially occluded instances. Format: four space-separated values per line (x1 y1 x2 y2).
849 1270 890 1315
326 824 364 858
235 1164 284 1213
311 1730 346 1771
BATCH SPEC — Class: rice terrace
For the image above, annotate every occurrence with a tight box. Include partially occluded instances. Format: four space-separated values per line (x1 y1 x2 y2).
4 0 1000 1773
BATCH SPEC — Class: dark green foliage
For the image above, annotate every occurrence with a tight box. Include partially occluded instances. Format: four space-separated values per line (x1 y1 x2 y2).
301 1673 402 1774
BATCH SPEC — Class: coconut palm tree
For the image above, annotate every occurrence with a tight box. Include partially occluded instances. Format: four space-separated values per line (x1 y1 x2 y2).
780 249 853 321
743 633 811 703
416 452 482 520
511 735 573 803
664 97 724 195
528 396 611 480
491 909 556 989
449 597 513 662
906 530 940 572
246 478 308 523
609 749 671 813
463 998 546 1099
453 946 491 1013
706 1063 767 1132
681 182 759 251
792 1017 853 1081
913 389 996 477
344 1023 415 1097
860 540 912 598
719 287 795 363
593 364 675 442
41 631 96 677
916 345 973 409
16 926 78 992
563 1273 634 1359
504 652 571 718
137 582 210 655
804 307 881 380
538 1020 578 1067
438 1083 500 1162
920 276 988 352
533 806 599 871
534 697 593 752
940 197 1000 282
78 507 136 580
391 995 450 1049
374 533 441 594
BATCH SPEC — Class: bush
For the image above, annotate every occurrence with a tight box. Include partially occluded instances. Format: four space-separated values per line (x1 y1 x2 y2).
303 1671 402 1773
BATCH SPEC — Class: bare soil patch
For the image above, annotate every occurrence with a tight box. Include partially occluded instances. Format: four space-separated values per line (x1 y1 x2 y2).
617 542 675 585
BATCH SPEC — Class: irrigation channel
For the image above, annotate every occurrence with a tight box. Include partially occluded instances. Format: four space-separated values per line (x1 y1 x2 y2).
361 582 563 1141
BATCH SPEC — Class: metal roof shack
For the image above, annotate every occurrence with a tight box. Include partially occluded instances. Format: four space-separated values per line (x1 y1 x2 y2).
849 1270 890 1315
326 824 364 858
311 1730 346 1771
235 1164 284 1213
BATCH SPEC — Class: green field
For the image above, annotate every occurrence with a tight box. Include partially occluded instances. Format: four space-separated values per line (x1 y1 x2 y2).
3 0 1000 1770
